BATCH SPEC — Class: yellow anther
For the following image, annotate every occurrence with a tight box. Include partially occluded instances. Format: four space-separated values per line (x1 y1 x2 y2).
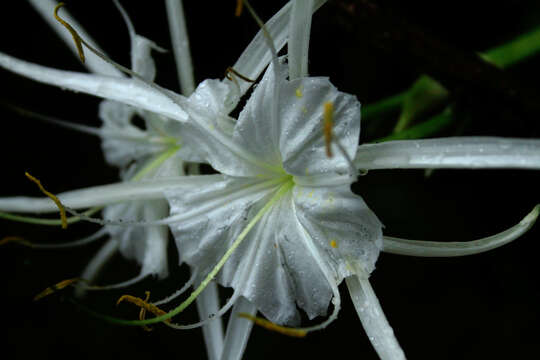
235 0 244 17
25 172 67 229
117 294 171 324
54 3 85 63
323 101 334 158
225 67 255 83
330 239 338 248
0 236 32 247
139 291 154 332
34 278 83 301
238 313 307 338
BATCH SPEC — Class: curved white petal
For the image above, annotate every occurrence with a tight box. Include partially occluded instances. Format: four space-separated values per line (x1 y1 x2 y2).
346 272 406 360
113 0 162 83
355 137 540 170
27 0 123 77
0 176 220 213
195 276 224 360
220 297 256 360
229 0 327 95
0 52 188 122
383 204 539 257
165 0 195 96
288 0 314 79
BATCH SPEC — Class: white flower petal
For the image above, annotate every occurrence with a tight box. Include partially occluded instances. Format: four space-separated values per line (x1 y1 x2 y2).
195 277 224 360
165 0 195 96
167 177 336 325
98 101 167 169
178 80 280 176
131 35 163 82
0 176 218 213
346 272 406 360
355 137 540 170
383 204 539 257
279 77 360 177
27 0 123 77
114 1 161 83
233 60 360 177
233 61 288 168
293 185 383 277
220 297 256 360
288 0 314 79
0 52 188 122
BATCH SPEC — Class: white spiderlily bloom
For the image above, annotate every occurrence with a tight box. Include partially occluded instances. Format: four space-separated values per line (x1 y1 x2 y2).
3 48 540 359
2 2 540 360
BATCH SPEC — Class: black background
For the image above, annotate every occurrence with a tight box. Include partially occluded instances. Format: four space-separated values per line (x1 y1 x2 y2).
1 1 539 359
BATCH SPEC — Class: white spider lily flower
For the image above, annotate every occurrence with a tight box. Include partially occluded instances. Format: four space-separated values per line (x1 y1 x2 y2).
3 45 539 360
2 2 540 360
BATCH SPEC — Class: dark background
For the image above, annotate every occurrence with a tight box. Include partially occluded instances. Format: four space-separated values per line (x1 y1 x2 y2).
1 1 539 359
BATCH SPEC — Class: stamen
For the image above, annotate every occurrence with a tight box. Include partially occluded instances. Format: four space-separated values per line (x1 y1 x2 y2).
34 278 85 301
25 172 67 229
54 3 85 63
321 102 359 181
116 293 171 325
225 67 255 83
139 291 154 331
0 236 32 247
323 102 334 158
235 0 243 17
237 313 307 338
